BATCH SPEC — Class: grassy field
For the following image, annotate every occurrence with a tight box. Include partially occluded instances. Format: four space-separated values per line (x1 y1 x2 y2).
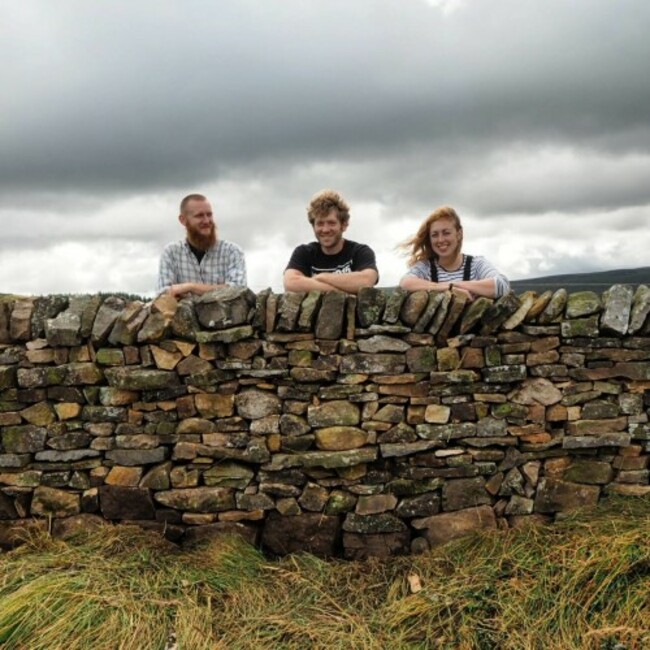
0 496 648 650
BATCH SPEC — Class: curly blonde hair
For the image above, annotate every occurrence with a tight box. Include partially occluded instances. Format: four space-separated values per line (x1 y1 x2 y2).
399 206 463 267
307 190 350 226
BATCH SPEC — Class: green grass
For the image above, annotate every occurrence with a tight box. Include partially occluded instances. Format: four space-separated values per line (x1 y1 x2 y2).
1 496 648 649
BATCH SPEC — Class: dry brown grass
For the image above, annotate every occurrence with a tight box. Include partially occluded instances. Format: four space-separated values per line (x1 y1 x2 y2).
1 495 648 649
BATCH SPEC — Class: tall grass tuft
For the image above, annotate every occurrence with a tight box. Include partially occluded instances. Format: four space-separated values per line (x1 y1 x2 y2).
0 495 648 649
0 524 263 649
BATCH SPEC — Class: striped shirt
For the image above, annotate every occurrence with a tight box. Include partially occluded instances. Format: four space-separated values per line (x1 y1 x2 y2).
157 239 247 293
403 254 510 297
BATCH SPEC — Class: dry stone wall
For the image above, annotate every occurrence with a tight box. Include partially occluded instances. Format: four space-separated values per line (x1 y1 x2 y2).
1 284 649 559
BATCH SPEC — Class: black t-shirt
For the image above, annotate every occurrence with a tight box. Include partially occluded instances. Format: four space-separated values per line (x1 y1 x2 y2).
286 240 378 278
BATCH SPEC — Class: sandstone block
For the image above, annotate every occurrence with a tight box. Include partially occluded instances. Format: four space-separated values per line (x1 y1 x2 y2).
105 367 180 390
106 466 143 486
203 462 254 489
412 505 497 546
314 426 368 450
565 291 601 319
268 448 377 470
308 400 360 427
195 393 235 418
561 316 600 339
31 486 80 518
235 389 281 419
534 478 599 513
105 448 167 465
442 477 491 511
355 494 398 515
538 288 567 324
154 487 235 512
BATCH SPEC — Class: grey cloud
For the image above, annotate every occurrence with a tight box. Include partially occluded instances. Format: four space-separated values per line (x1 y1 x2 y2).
3 0 650 195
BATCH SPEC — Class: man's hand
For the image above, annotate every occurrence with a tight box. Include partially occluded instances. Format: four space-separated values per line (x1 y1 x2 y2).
167 282 225 298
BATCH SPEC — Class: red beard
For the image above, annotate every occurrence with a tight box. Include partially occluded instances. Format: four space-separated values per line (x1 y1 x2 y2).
186 222 217 250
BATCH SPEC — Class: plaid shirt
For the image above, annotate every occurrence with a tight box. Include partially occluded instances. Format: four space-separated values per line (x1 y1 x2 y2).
157 239 247 293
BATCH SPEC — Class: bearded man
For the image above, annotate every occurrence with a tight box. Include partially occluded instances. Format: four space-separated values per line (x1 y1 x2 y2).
157 194 247 297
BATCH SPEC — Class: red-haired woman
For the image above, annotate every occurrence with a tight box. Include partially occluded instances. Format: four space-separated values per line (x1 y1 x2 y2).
399 206 510 300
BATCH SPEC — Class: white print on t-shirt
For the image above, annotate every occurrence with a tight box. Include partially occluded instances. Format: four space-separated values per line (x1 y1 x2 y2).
311 260 354 274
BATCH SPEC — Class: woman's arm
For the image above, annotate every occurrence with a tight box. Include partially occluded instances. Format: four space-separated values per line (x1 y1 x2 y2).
451 277 498 298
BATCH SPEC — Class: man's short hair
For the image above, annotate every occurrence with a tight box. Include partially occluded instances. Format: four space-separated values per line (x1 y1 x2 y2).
307 190 350 226
180 193 208 215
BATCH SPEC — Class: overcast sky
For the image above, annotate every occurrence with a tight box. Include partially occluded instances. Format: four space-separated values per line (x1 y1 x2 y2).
2 0 649 296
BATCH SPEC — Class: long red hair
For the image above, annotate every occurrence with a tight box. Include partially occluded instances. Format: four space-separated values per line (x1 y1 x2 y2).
399 206 463 267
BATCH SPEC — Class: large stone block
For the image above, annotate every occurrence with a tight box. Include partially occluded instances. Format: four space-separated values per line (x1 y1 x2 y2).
105 367 180 390
600 284 634 336
412 505 497 546
99 485 156 519
2 425 47 453
203 463 255 489
400 291 429 326
268 448 377 470
561 316 600 339
563 460 615 485
195 286 256 330
343 531 410 560
31 486 80 518
183 521 258 548
235 389 281 419
356 287 386 328
533 478 600 513
459 296 492 334
308 400 360 427
480 293 520 334
315 292 347 339
565 291 601 319
442 477 491 511
340 353 406 375
357 335 410 354
343 512 407 534
276 292 305 332
262 512 341 557
10 299 35 341
105 448 167 466
314 427 368 450
91 297 127 344
538 288 567 324
154 487 235 512
195 393 235 418
629 285 650 334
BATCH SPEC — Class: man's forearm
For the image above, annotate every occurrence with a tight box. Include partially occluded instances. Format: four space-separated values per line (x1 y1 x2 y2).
313 270 378 294
283 271 336 293
168 282 226 298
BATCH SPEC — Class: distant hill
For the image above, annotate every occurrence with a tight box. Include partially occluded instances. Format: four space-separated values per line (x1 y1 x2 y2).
510 267 649 294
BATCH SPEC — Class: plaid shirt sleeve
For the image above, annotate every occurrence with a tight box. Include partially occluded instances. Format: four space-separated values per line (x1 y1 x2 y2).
221 241 247 286
157 243 179 293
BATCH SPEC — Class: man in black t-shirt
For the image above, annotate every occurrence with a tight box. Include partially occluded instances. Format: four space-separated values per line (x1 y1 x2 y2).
283 190 379 294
